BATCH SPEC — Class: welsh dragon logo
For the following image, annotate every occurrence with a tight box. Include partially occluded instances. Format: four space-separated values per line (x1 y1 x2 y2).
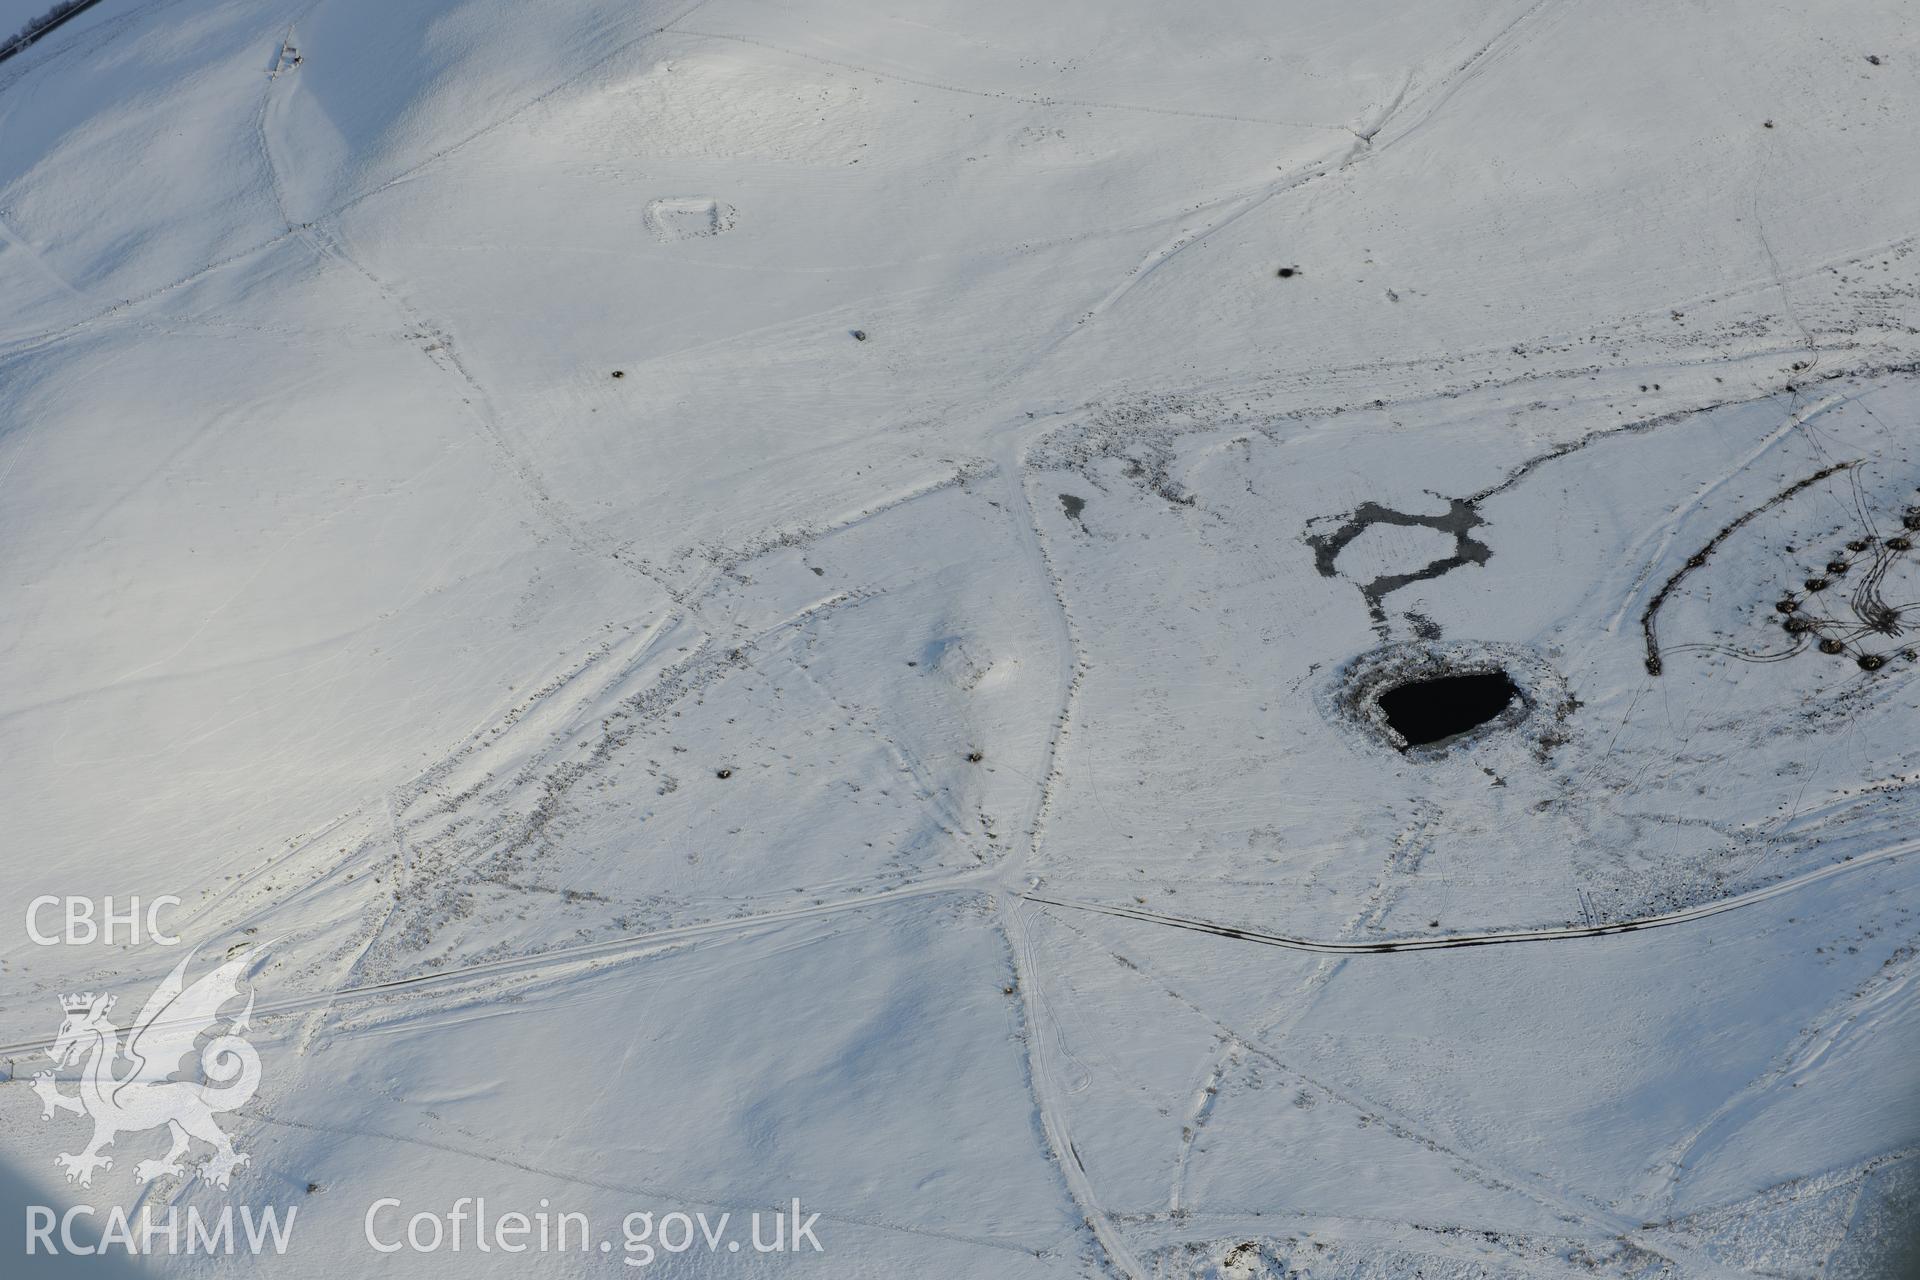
32 947 264 1189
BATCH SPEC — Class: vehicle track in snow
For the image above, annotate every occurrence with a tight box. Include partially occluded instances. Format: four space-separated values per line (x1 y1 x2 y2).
0 867 996 1060
1024 834 1919 956
1038 911 1765 1280
983 428 1148 1278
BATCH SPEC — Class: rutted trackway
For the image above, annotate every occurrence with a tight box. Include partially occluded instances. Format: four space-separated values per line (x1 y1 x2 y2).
5 835 1912 1063
1025 835 1920 954
0 869 994 1060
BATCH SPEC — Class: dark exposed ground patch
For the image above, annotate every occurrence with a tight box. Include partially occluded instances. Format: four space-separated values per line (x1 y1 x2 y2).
1331 640 1571 758
1405 611 1444 640
1300 400 1813 632
1641 460 1855 674
1377 670 1518 747
1742 490 1920 673
1305 498 1491 627
1033 366 1920 643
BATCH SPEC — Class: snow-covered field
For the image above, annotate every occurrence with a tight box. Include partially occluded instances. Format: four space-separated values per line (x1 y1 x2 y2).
2 0 1918 1275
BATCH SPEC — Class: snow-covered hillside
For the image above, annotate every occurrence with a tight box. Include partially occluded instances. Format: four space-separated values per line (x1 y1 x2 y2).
2 0 1918 1275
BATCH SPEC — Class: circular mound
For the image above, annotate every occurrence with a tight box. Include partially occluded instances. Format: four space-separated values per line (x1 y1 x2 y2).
1330 640 1573 756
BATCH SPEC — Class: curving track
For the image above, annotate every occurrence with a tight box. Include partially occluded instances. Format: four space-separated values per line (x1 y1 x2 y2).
1025 835 1920 954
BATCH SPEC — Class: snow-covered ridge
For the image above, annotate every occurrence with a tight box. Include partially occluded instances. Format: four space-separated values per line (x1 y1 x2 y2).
1 1 1917 1275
